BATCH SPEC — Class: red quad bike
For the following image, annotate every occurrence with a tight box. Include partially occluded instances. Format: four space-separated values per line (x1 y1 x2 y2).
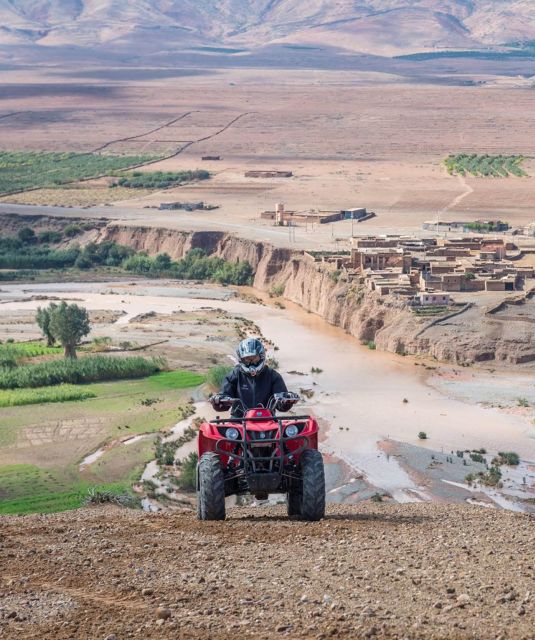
196 392 325 521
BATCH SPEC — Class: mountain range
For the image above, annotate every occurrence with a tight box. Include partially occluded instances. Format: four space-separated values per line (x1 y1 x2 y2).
0 1 534 60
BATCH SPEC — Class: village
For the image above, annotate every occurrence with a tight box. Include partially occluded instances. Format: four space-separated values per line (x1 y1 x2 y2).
307 229 535 308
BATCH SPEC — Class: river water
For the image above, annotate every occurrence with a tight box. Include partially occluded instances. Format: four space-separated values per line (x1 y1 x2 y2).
2 280 534 506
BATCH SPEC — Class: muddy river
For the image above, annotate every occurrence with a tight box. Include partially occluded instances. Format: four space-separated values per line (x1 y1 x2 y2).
2 280 534 508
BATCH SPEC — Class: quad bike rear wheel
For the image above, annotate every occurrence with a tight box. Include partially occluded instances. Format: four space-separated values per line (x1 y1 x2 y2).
300 449 325 521
197 452 225 520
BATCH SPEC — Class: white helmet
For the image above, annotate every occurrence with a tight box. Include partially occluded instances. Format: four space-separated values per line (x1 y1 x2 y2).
236 338 266 377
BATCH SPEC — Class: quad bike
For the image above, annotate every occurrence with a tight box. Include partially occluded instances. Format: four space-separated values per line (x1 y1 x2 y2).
196 392 325 521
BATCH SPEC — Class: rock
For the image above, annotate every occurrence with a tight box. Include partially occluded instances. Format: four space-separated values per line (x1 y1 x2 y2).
155 619 165 626
446 587 456 594
276 624 291 632
432 601 443 609
361 607 376 618
156 607 171 620
517 606 526 616
104 635 117 640
141 588 153 596
456 594 470 607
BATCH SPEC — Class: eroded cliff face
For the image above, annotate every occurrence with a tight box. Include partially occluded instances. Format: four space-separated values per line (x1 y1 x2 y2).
97 225 422 355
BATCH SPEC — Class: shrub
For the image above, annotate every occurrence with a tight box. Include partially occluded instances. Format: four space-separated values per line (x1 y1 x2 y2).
17 227 37 244
517 398 529 407
90 336 112 353
366 341 376 350
494 451 520 466
84 487 139 508
176 452 198 491
418 431 428 440
269 284 285 297
64 224 81 237
206 365 232 390
469 452 485 463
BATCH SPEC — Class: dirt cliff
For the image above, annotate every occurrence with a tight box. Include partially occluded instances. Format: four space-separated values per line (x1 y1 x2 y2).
97 224 535 367
1 503 533 639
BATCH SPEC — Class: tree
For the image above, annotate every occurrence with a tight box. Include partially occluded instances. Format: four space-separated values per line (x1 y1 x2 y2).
36 304 57 347
17 227 37 244
48 301 91 359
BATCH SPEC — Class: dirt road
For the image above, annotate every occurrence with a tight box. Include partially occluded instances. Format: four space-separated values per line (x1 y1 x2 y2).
1 503 533 639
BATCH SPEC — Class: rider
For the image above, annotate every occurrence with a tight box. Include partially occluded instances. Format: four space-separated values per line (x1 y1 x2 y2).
213 338 291 416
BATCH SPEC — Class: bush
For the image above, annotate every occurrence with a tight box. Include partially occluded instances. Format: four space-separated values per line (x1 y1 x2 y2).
269 284 285 297
418 431 428 440
366 341 376 350
0 355 164 389
176 452 198 491
64 224 81 237
206 365 232 390
18 227 37 244
469 452 485 463
494 451 520 466
84 487 139 508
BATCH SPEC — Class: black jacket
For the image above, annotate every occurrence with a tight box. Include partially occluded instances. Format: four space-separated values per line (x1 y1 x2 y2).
220 365 287 416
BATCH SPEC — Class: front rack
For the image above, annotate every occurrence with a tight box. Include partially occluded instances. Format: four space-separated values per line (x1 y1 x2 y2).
211 415 311 477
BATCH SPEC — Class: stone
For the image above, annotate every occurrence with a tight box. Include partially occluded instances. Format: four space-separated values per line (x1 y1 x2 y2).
141 588 154 596
156 607 171 620
456 594 470 607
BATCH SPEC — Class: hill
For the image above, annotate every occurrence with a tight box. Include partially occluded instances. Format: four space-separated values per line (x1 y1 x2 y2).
0 0 534 60
0 503 533 638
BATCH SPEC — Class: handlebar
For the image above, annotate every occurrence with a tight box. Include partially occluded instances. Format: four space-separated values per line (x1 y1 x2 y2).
209 392 300 413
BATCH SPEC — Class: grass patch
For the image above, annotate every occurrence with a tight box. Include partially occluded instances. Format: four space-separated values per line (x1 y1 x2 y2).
0 340 62 359
0 151 157 194
443 154 527 178
0 354 164 389
0 384 96 407
143 369 205 390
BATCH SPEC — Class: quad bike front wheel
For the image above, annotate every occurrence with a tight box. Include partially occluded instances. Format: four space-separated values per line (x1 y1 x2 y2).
300 449 325 521
197 452 226 520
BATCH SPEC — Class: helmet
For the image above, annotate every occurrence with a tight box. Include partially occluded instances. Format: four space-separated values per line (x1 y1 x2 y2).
236 338 266 377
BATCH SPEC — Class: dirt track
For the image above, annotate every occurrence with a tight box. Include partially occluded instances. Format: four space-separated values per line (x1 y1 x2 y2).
1 503 533 639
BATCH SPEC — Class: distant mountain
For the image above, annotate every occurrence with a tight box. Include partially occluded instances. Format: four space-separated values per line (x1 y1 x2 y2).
0 1 534 60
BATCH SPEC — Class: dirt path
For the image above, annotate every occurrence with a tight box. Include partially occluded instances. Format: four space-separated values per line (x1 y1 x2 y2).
443 173 474 212
0 503 533 639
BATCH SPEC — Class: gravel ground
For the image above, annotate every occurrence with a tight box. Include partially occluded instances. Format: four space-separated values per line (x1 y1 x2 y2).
0 503 534 639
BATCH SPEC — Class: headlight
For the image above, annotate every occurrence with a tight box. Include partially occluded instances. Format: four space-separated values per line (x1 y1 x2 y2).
226 427 240 440
284 424 299 438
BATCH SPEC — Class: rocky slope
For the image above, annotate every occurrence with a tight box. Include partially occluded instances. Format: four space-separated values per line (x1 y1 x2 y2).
98 224 535 367
0 0 534 57
0 503 533 639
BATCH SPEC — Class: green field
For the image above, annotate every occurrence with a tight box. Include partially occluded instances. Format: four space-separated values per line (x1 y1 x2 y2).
0 369 205 514
0 384 96 407
444 154 527 178
0 464 137 515
0 151 157 194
